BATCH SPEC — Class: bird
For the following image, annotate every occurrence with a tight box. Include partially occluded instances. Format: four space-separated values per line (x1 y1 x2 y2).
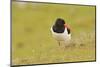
51 18 71 46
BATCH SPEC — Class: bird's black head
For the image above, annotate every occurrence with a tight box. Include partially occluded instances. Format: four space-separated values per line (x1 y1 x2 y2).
55 18 65 27
53 18 65 33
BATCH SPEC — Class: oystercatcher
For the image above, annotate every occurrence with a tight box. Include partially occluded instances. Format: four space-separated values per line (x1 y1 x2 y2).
51 18 71 46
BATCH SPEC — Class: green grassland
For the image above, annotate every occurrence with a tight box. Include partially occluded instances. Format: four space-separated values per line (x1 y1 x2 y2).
12 2 96 65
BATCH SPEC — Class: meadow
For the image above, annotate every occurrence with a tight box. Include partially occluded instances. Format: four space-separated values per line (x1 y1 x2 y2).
12 1 96 65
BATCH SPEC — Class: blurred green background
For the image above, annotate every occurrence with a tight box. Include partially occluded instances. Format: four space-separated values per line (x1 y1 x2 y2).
12 1 96 65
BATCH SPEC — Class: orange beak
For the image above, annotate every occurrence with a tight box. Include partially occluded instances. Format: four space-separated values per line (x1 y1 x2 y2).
64 24 67 28
64 24 71 30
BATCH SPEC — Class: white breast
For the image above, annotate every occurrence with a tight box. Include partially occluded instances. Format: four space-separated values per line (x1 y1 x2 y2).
51 27 71 41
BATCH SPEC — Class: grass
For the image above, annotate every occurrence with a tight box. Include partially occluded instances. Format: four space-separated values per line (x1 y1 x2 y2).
12 1 96 65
